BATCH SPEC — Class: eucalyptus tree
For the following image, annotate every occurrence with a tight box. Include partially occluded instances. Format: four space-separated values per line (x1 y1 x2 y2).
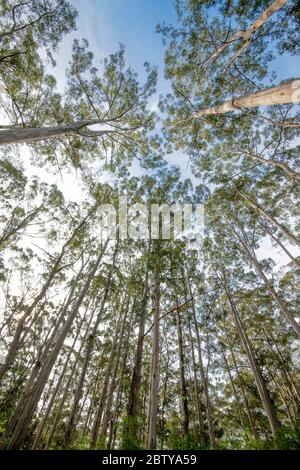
0 1 77 127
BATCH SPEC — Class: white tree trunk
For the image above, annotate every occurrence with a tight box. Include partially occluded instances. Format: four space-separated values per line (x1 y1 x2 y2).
196 79 300 116
209 0 288 63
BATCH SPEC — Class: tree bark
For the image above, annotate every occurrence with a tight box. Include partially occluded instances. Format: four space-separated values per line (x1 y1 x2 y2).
231 224 300 337
222 272 280 436
262 224 300 269
236 149 300 181
196 78 300 116
90 293 125 448
0 119 105 146
127 262 149 418
147 257 160 450
63 262 116 447
239 192 300 249
31 313 87 449
175 300 189 437
222 321 258 439
190 293 216 448
3 244 107 449
187 317 206 444
209 0 288 63
99 300 132 444
0 211 96 383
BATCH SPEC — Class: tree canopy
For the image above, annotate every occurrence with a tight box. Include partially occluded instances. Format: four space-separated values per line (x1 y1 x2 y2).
0 0 299 451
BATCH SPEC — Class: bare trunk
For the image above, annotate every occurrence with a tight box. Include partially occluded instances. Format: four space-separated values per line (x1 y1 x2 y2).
0 119 103 146
196 78 300 116
127 263 149 418
191 296 216 448
223 322 258 438
100 300 132 444
209 0 288 63
187 318 206 444
3 245 107 449
63 267 116 447
231 225 300 337
90 295 125 448
147 257 160 450
263 224 300 269
31 313 86 449
222 273 280 436
240 193 300 249
0 212 95 383
222 350 246 430
237 150 300 181
175 303 189 437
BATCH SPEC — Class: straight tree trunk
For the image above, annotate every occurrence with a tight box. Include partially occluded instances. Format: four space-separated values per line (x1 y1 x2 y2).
90 295 126 448
31 312 86 449
3 244 107 449
222 349 246 430
44 311 94 450
196 78 300 116
63 261 117 447
222 321 258 439
240 193 300 249
99 300 132 444
127 262 149 418
147 257 160 450
0 212 95 383
175 300 189 437
187 318 206 444
231 224 300 337
0 119 104 146
184 270 216 448
222 272 280 436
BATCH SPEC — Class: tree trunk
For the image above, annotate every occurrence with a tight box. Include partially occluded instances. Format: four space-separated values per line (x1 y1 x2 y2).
90 294 126 448
231 225 300 337
262 224 300 269
0 212 95 383
187 318 206 444
31 312 86 449
223 321 258 439
222 272 280 436
127 262 149 418
0 119 104 146
175 301 189 437
190 295 216 448
222 349 246 430
209 0 288 62
147 257 160 450
3 245 107 449
63 264 116 447
240 193 300 249
100 300 132 444
196 78 300 116
237 149 300 181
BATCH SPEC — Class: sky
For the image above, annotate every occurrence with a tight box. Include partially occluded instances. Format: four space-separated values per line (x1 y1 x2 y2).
1 1 299 347
8 0 300 269
55 0 177 96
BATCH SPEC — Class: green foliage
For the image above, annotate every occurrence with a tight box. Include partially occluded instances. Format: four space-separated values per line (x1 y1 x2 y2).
121 416 143 450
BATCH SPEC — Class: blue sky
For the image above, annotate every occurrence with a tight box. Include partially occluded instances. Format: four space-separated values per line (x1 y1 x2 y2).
18 0 300 269
55 0 177 96
41 0 300 185
72 0 176 72
54 1 299 105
